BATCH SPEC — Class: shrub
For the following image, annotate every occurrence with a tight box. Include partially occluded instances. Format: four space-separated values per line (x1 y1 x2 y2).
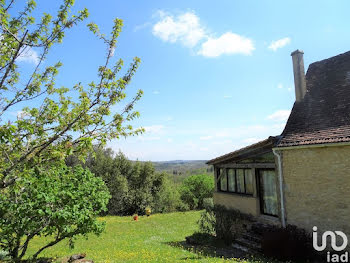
80 148 184 215
0 165 110 261
152 178 183 213
261 224 317 261
198 198 216 235
198 204 255 244
180 174 214 210
214 205 254 244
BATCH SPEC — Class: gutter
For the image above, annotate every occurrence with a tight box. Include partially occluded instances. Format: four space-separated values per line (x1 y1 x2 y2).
272 149 286 228
274 141 350 151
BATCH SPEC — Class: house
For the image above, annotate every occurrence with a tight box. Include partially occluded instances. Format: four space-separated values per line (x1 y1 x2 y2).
207 50 350 240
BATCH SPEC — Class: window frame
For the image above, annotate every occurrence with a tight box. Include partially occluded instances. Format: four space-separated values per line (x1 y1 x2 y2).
217 168 253 196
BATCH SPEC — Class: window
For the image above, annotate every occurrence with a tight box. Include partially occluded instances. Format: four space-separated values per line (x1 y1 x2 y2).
217 168 253 195
227 169 236 192
220 169 227 191
245 170 253 194
236 169 245 193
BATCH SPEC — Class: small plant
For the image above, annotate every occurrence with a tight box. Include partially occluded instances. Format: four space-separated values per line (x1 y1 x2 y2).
198 198 216 235
214 205 254 244
198 203 255 244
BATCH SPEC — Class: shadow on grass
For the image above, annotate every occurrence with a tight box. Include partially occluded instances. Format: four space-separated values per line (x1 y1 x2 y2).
164 233 254 261
0 258 55 263
164 233 289 263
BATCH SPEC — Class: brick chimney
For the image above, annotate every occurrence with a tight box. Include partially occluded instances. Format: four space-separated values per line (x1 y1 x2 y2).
291 50 307 102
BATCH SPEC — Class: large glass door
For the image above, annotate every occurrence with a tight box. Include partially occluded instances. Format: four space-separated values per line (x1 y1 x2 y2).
258 169 278 216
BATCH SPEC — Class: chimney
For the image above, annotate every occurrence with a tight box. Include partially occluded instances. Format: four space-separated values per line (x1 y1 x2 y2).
291 50 307 102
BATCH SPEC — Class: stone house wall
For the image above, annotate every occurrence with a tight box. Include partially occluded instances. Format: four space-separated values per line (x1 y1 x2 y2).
281 145 350 235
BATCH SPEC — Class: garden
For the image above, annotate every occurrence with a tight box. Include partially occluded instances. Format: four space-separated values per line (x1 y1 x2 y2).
20 211 272 263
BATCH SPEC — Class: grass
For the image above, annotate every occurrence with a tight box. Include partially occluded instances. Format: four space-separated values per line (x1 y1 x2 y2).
23 211 274 263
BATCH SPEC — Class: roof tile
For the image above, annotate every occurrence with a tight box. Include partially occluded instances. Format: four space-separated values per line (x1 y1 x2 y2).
277 51 350 147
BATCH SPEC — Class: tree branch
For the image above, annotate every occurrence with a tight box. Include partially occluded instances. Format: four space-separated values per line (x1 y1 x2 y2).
0 30 28 90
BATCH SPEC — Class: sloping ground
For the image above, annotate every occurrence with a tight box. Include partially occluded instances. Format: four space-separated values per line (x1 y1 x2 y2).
25 211 272 262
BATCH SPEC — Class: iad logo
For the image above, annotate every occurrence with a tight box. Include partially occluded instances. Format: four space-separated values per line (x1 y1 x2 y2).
313 226 348 262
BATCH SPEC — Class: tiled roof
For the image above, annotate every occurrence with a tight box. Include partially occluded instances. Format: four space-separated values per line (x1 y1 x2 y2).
277 51 350 147
206 136 278 165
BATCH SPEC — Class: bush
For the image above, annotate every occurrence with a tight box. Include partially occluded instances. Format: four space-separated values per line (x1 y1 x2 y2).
180 174 214 210
198 198 216 235
78 147 184 215
198 204 254 244
214 205 254 244
261 224 317 261
152 178 183 213
0 165 110 261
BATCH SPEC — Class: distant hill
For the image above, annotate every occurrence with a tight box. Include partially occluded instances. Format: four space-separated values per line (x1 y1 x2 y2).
152 160 209 171
152 160 213 183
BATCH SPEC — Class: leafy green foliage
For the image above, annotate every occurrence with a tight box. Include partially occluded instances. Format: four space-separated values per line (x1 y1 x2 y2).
198 198 216 235
70 147 183 215
0 0 143 189
152 176 184 213
180 174 214 210
0 165 110 261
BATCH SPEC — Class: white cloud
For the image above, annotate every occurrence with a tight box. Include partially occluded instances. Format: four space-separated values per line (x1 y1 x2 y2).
153 90 160 95
243 137 261 144
143 125 164 134
267 110 291 121
107 122 288 161
137 136 161 141
152 11 255 58
199 135 213 140
277 83 294 92
10 110 29 119
268 37 291 51
223 95 232 99
134 22 151 32
198 32 254 57
17 47 39 64
167 138 173 143
212 139 232 145
152 11 205 47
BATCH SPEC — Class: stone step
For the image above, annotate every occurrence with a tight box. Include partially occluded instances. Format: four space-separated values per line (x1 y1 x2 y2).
231 243 250 253
242 232 262 243
235 237 262 252
250 222 272 235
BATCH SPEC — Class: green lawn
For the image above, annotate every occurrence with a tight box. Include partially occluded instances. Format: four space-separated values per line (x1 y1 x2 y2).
25 211 271 263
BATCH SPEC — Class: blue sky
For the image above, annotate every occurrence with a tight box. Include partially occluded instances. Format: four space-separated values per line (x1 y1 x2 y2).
9 0 350 161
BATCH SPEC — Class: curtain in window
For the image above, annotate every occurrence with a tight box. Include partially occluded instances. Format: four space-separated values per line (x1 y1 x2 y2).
227 169 235 192
236 169 245 193
245 169 253 194
220 169 227 191
260 170 278 216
